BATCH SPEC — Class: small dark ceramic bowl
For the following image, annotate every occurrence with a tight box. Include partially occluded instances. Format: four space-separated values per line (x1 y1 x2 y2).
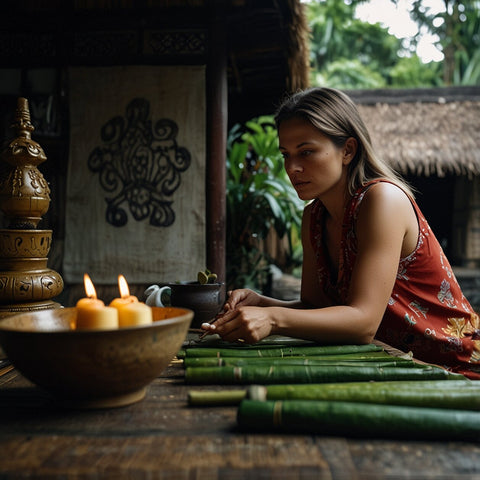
145 282 227 328
168 281 226 328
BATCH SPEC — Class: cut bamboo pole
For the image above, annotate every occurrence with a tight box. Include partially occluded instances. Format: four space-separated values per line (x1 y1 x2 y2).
188 379 477 407
183 355 416 368
237 399 480 440
183 343 383 358
185 364 462 385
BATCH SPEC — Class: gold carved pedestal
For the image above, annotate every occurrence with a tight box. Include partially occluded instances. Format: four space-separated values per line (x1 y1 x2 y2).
0 98 63 316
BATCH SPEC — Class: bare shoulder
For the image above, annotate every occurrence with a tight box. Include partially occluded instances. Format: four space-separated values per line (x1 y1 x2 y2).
360 181 414 217
356 182 418 254
356 181 416 231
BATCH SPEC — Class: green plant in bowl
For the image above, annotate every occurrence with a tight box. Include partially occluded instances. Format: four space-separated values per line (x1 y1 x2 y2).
197 269 218 284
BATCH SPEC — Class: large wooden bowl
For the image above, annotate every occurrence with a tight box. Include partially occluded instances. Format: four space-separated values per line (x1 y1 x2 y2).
0 306 192 408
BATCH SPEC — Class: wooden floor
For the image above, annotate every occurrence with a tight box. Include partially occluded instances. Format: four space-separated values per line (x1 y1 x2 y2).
2 360 480 479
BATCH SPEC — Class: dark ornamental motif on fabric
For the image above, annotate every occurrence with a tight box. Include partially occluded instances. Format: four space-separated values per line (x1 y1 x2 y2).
88 98 191 227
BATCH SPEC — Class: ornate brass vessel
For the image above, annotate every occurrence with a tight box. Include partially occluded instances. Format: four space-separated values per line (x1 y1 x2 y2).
0 98 63 315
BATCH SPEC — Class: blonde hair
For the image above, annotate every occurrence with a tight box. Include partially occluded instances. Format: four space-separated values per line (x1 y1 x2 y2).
274 87 414 198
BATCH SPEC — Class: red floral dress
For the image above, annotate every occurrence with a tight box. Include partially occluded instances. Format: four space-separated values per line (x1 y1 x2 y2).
310 179 480 379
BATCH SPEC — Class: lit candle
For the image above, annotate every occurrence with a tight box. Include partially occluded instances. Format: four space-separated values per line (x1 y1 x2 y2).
76 274 119 330
109 275 139 309
110 275 152 327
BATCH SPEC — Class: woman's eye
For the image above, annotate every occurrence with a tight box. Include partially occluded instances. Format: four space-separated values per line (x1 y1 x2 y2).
301 150 312 156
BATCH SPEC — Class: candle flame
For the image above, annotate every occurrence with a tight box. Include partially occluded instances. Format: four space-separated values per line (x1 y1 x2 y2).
118 275 130 298
84 273 97 299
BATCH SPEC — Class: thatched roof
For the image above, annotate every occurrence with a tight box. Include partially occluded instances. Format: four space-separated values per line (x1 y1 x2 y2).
348 87 480 177
226 0 310 124
284 0 310 93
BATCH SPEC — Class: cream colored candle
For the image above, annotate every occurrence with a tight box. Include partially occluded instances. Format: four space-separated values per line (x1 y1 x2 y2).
76 274 119 330
117 301 152 327
110 274 152 327
109 296 138 309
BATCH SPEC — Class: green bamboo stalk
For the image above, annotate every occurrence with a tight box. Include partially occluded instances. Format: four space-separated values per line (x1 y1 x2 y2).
188 389 247 406
183 355 416 368
237 399 480 440
180 338 317 358
183 343 383 358
187 379 477 407
188 338 318 349
185 364 463 384
183 349 400 365
250 379 479 409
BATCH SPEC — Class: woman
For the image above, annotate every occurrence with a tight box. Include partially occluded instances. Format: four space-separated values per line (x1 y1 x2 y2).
201 87 480 379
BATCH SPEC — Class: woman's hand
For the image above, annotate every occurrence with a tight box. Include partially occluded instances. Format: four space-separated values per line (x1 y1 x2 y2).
223 288 262 311
208 305 276 344
200 288 273 343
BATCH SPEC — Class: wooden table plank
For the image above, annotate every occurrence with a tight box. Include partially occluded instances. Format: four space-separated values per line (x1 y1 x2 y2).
1 365 480 479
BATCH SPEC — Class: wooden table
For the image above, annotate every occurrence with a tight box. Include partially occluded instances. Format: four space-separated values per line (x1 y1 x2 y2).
1 355 480 479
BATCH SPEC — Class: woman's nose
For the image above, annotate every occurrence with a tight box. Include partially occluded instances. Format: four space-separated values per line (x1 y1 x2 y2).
285 158 302 174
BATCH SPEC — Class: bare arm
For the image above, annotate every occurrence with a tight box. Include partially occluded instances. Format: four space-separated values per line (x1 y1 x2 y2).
208 183 416 344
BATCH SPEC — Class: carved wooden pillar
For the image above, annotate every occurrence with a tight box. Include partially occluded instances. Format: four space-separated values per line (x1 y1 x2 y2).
0 98 63 316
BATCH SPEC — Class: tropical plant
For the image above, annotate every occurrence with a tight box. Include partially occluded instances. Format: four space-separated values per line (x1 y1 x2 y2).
226 116 304 293
406 0 480 85
312 58 386 89
305 0 475 89
389 54 443 87
306 0 406 88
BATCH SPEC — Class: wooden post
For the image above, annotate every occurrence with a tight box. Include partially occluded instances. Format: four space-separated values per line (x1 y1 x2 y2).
206 0 227 282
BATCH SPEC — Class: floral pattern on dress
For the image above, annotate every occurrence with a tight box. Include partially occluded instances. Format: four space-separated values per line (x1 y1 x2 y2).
470 340 480 363
437 279 456 308
442 316 476 338
403 313 417 326
442 336 464 354
439 313 480 364
408 301 428 319
424 328 436 339
311 179 480 378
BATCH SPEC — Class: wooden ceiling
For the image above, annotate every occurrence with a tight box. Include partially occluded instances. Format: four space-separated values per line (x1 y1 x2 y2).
0 0 310 126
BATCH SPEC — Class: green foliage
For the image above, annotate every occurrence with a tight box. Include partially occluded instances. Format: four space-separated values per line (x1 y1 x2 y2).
312 59 386 89
306 0 406 88
452 2 480 85
389 55 443 87
226 117 304 292
306 0 480 88
407 0 480 85
456 48 480 85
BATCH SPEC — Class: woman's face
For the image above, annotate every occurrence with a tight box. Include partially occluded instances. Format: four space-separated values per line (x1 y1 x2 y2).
278 116 352 201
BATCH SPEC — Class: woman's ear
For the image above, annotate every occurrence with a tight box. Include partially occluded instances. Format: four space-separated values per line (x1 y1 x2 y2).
342 137 357 165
